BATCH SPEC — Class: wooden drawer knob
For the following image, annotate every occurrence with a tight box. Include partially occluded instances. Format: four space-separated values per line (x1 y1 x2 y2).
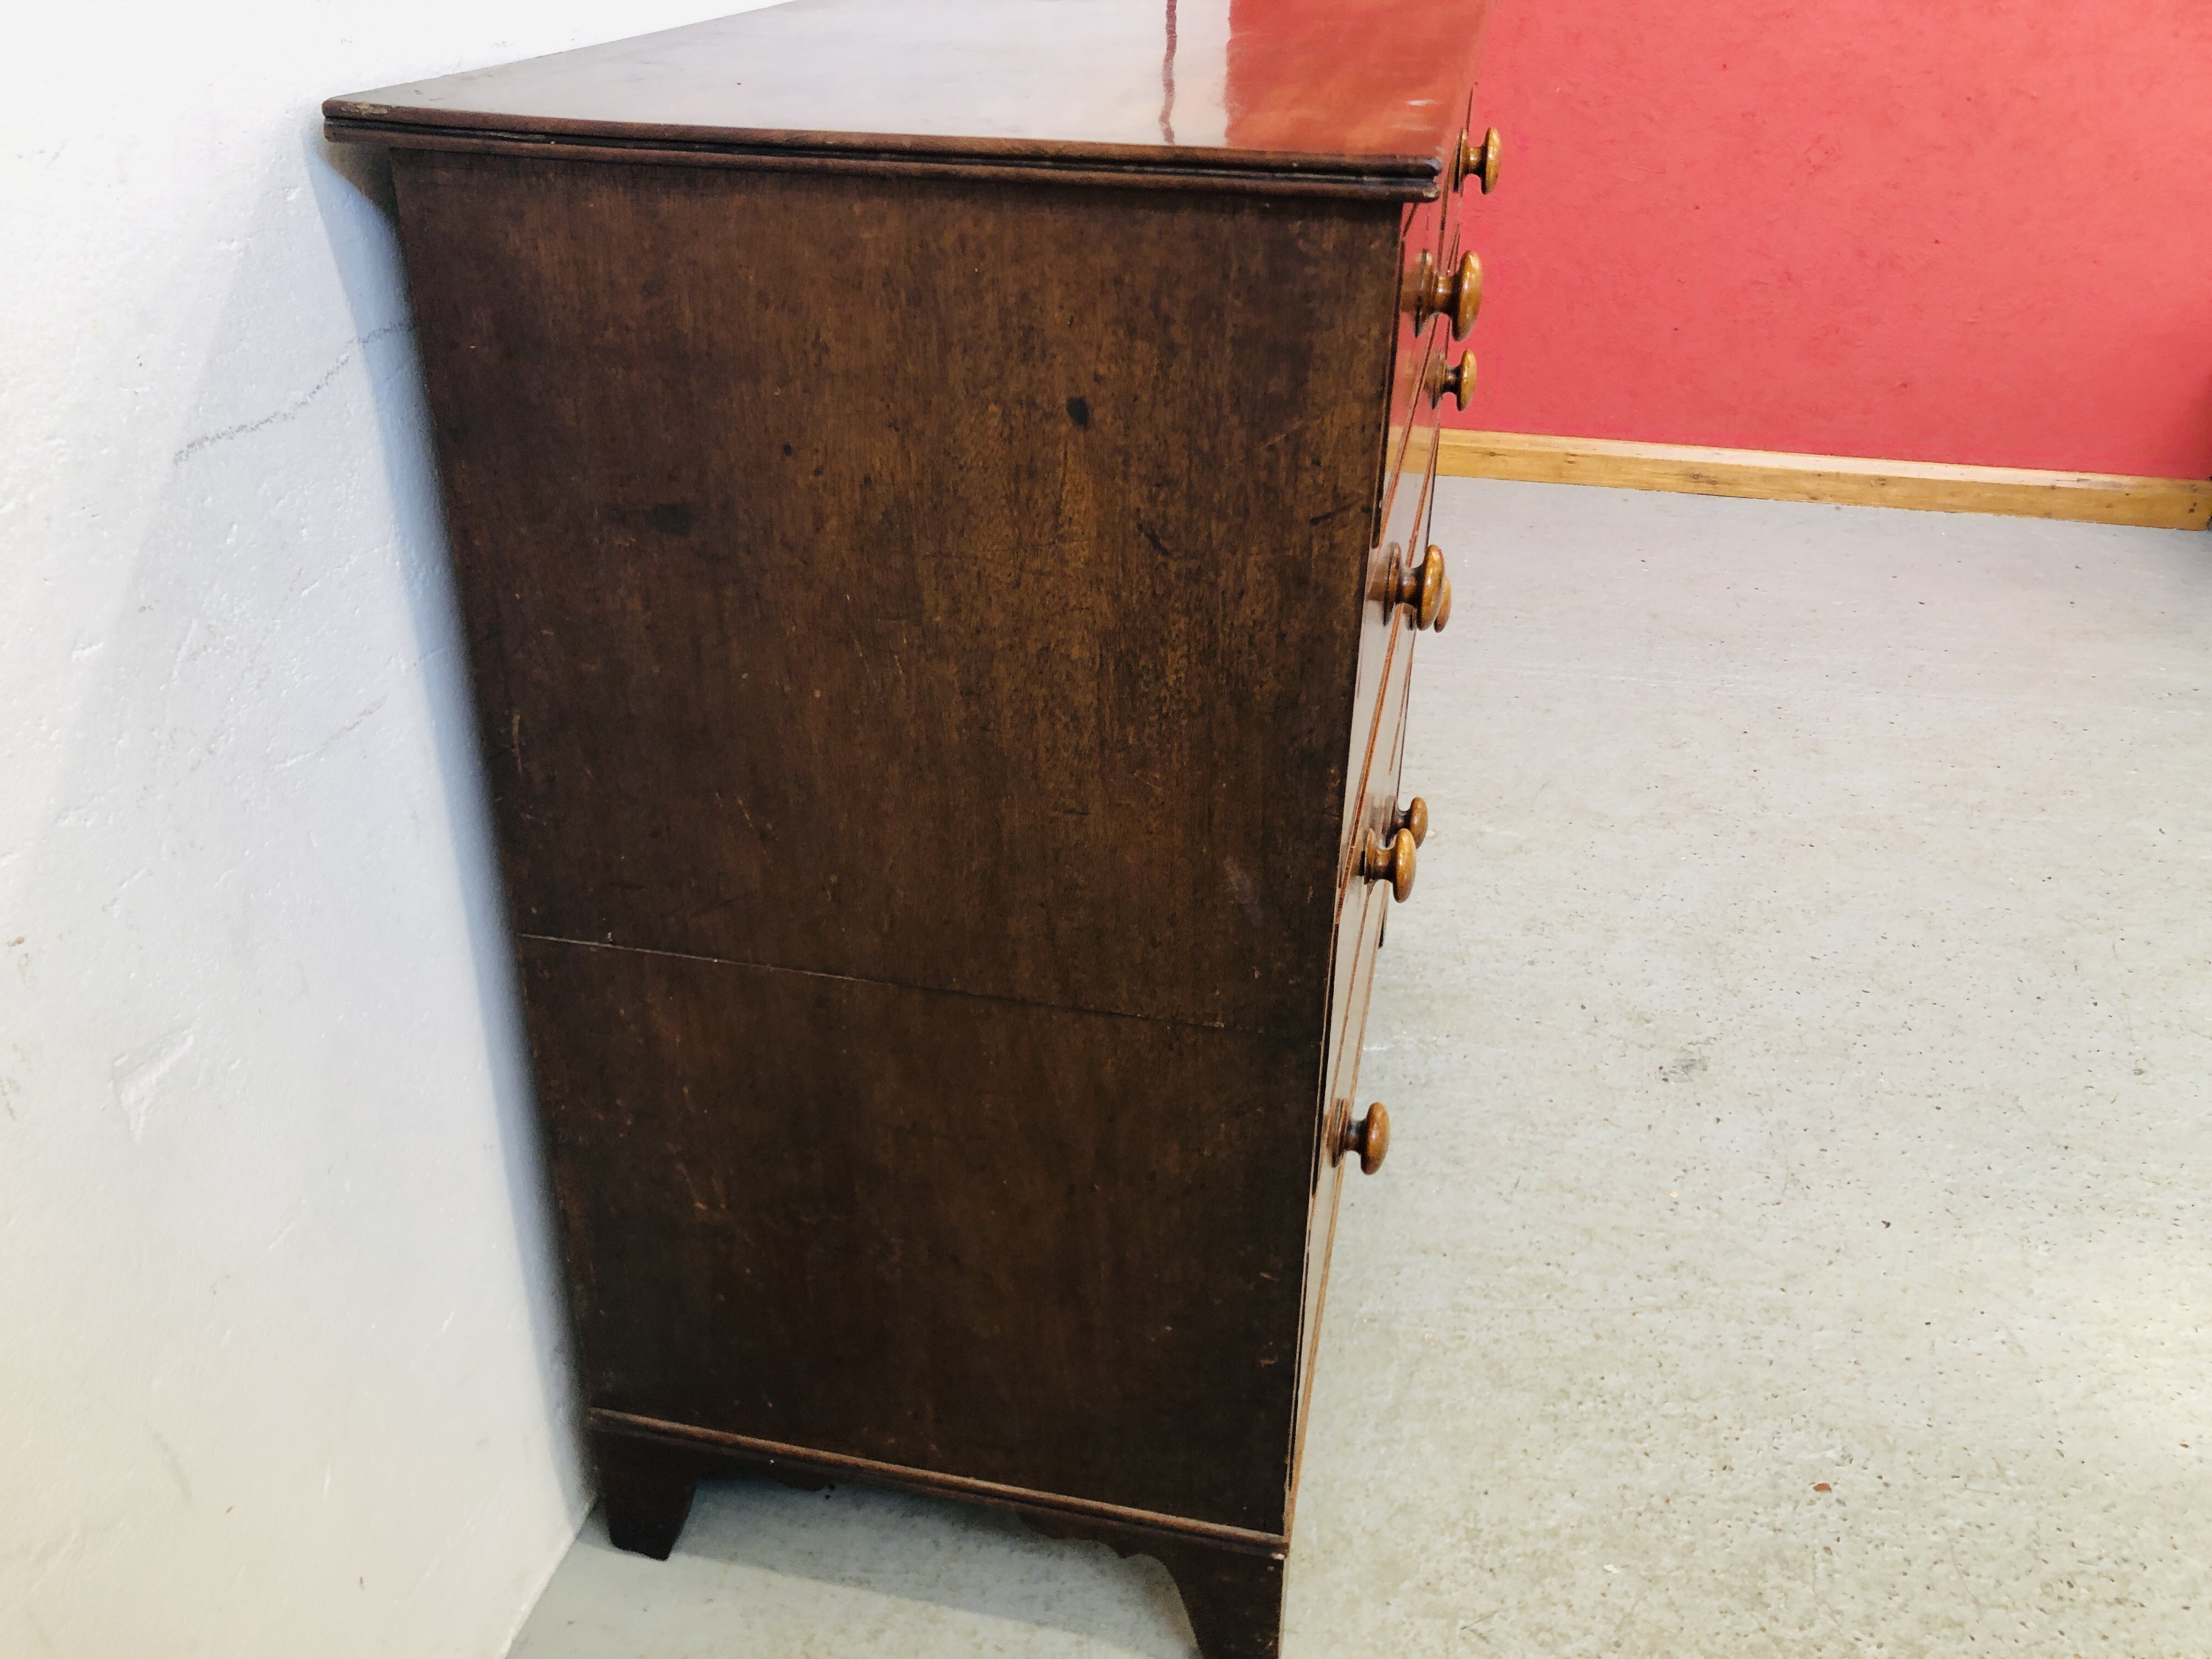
1338 1102 1391 1174
1402 251 1483 339
1362 826 1417 902
1397 796 1429 847
1444 255 1482 337
1454 126 1502 194
1430 351 1476 410
1389 544 1451 631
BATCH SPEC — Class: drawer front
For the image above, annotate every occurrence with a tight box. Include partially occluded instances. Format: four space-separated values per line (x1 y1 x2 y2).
1290 542 1431 1510
1322 573 1423 1171
1339 455 1436 861
1288 876 1385 1514
1379 195 1448 526
1347 590 1423 890
1337 399 1447 867
1321 615 1407 1097
1344 190 1455 863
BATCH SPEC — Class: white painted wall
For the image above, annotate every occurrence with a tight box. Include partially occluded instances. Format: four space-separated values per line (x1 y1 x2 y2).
0 5 769 1655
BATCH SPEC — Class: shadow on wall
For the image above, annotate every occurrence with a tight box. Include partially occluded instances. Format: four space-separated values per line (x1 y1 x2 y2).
4 115 585 1652
310 122 589 1494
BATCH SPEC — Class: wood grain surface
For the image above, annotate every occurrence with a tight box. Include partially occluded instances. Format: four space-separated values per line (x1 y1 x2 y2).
393 150 1402 1039
329 0 1490 195
522 934 1318 1534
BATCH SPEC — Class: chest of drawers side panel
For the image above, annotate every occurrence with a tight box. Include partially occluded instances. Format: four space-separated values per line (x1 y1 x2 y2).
387 150 1402 1040
521 935 1322 1536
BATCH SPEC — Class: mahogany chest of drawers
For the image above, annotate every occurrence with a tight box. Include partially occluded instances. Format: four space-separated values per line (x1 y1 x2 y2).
328 4 1494 1651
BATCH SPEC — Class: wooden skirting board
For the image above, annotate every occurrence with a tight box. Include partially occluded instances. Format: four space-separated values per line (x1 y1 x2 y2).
1436 431 2212 531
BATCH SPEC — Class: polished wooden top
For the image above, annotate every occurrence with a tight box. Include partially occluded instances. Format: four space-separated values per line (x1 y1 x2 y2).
326 0 1488 196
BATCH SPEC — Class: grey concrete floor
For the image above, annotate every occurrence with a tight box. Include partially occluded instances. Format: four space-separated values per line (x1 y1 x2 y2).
508 479 2212 1657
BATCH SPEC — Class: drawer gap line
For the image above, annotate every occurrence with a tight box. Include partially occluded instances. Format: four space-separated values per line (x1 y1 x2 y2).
515 930 1288 1039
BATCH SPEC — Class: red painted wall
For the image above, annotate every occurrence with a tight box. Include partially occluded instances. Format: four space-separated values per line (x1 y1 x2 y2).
1462 0 2212 478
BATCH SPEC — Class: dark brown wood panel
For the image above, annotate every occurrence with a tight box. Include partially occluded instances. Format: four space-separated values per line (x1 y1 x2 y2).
396 152 1399 1039
521 934 1321 1534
